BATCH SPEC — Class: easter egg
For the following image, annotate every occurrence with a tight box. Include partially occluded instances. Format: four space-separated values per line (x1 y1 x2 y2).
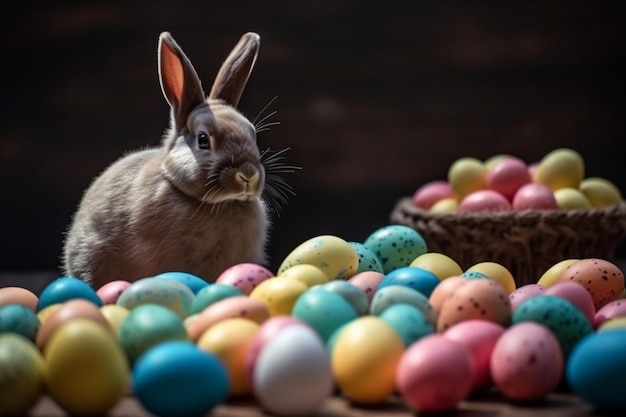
409 252 463 280
348 271 385 301
277 264 329 288
116 277 194 319
331 316 404 404
594 299 626 328
598 316 626 331
215 263 274 295
379 303 435 347
509 284 546 313
370 285 437 325
428 275 469 312
556 258 624 310
544 281 596 325
458 189 512 213
253 324 333 416
291 289 358 343
0 304 40 342
37 276 102 311
532 147 585 191
579 177 623 207
363 225 428 274
512 182 558 210
447 157 488 200
490 322 563 401
278 235 359 281
196 317 260 396
465 261 516 294
377 266 440 297
0 286 39 310
44 318 129 416
486 156 531 201
133 341 229 417
554 187 591 209
513 295 593 358
99 304 130 334
117 303 188 363
411 180 454 210
349 241 384 274
430 197 458 213
396 334 474 412
536 259 580 287
190 283 244 315
0 334 46 416
567 329 626 411
249 277 308 316
96 280 131 305
153 271 209 294
315 280 370 316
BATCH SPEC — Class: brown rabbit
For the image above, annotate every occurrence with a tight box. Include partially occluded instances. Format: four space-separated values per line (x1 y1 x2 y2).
62 31 292 289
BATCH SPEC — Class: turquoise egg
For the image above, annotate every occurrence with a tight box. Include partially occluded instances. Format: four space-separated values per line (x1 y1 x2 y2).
133 341 229 417
363 225 427 274
190 284 243 315
513 295 593 358
380 303 435 348
349 242 384 274
37 276 102 311
313 280 369 316
117 304 188 364
152 271 209 295
116 277 194 319
462 271 488 280
0 305 40 342
370 284 437 325
567 329 626 411
291 289 358 343
377 266 440 297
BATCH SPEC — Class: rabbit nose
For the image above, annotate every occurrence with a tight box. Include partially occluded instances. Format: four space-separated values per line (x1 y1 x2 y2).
237 170 260 186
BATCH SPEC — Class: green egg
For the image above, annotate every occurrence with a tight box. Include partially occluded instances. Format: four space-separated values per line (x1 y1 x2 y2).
370 284 437 325
116 277 195 319
363 225 427 274
190 284 243 315
0 304 40 342
380 303 435 348
313 280 370 316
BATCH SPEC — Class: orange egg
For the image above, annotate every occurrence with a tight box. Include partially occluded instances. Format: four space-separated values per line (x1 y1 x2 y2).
556 258 625 310
0 287 39 311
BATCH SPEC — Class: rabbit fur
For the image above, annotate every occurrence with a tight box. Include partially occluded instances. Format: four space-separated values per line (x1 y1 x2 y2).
62 31 277 289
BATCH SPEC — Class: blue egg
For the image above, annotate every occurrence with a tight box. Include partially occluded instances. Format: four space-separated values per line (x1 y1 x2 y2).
190 284 243 315
567 329 626 411
462 271 488 280
314 280 370 315
349 242 384 274
0 304 40 342
37 276 102 311
133 341 229 417
291 289 358 343
363 225 427 274
370 284 437 325
152 271 209 295
379 303 434 347
377 266 440 297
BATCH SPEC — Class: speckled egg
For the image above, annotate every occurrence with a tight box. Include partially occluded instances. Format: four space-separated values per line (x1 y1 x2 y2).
437 278 511 332
370 285 437 325
536 259 580 287
215 263 274 295
544 281 596 325
0 304 40 342
490 322 563 402
363 225 428 274
349 241 384 274
153 271 209 295
513 294 593 358
377 266 440 298
429 276 470 312
556 258 624 310
278 235 359 281
464 262 516 294
348 271 385 301
594 299 626 328
116 277 195 320
508 284 546 313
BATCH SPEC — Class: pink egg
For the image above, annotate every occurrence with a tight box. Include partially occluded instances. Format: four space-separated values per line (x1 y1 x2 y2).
544 281 596 325
396 334 474 412
486 156 531 201
443 320 506 392
412 180 454 210
509 284 546 313
458 190 511 213
215 263 274 295
348 271 385 301
512 183 558 210
96 280 131 304
594 299 626 328
490 322 563 402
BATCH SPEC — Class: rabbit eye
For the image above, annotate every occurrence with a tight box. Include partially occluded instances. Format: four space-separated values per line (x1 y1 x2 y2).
197 132 210 149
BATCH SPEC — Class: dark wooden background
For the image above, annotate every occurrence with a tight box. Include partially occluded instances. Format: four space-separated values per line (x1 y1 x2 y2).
2 0 625 290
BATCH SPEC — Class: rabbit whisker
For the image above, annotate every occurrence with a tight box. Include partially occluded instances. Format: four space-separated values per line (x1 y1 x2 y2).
252 95 278 125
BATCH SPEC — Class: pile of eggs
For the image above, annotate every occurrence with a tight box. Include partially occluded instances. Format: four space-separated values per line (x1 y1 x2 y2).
1 224 626 416
412 147 623 213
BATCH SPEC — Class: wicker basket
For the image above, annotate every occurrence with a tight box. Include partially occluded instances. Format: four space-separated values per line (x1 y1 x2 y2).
390 197 626 286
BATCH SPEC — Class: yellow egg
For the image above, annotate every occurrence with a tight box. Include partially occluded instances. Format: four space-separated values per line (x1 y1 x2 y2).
249 277 308 316
447 157 488 200
554 187 592 209
44 318 129 416
410 252 463 280
331 316 404 404
598 316 626 332
100 304 130 334
579 177 623 208
278 235 359 281
196 317 260 396
532 148 585 191
536 259 580 286
0 334 46 416
37 303 61 324
429 197 458 213
278 264 330 288
465 261 516 294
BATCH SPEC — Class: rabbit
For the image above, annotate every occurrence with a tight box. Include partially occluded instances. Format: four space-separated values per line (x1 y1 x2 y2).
62 31 293 289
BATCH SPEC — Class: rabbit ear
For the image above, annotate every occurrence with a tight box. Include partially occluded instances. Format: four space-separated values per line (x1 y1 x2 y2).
158 32 207 130
209 32 260 107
